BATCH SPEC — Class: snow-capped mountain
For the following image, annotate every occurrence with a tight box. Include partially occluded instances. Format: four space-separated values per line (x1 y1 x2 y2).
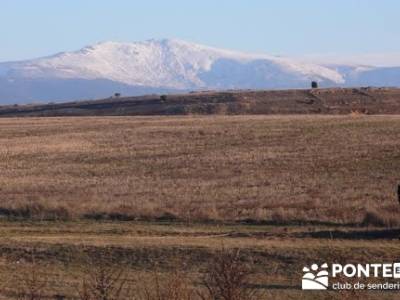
0 39 399 104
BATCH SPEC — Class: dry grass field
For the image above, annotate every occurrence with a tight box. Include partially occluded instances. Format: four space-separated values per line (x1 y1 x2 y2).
0 115 399 225
0 221 399 299
0 115 400 299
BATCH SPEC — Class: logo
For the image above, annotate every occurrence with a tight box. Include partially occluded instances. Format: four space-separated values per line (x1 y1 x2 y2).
302 263 329 290
331 263 400 278
302 262 400 291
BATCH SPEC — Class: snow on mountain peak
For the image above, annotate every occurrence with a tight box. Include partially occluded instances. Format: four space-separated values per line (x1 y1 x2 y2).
2 39 347 89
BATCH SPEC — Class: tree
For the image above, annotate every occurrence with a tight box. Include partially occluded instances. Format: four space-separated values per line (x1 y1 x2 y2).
311 81 318 89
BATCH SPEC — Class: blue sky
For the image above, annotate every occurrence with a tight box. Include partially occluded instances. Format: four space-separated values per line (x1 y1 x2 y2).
0 0 399 62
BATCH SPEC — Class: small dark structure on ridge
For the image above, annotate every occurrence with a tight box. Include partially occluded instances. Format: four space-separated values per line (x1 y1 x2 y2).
397 184 400 204
311 81 318 89
114 93 121 98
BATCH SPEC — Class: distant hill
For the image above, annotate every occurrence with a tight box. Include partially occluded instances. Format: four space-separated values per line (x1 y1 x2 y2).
1 87 400 117
0 77 179 104
1 39 400 104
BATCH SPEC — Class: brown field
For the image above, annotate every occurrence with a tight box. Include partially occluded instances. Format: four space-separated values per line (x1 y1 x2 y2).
0 115 400 299
1 115 399 225
0 221 399 299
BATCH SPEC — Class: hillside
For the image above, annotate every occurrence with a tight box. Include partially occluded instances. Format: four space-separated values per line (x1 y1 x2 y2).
1 87 400 117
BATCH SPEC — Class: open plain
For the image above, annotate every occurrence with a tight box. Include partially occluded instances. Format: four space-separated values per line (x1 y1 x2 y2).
0 115 399 299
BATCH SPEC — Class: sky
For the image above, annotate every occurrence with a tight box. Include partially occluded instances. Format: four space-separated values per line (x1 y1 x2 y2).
0 0 399 62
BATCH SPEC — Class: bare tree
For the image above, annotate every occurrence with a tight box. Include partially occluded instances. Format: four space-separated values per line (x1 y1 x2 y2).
140 270 195 300
199 248 260 300
15 254 49 300
77 250 129 300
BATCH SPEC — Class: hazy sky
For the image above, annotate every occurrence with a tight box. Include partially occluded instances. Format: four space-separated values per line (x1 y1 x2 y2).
1 0 399 62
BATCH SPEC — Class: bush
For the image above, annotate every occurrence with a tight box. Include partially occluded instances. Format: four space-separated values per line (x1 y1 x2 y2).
199 249 260 300
139 270 195 300
77 250 129 300
15 254 49 300
361 210 400 227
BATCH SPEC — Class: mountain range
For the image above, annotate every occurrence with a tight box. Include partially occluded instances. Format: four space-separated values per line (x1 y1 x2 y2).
1 39 400 104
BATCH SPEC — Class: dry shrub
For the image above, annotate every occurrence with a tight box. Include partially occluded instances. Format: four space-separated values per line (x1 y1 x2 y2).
1 201 71 221
199 248 260 300
15 255 49 300
7 247 265 300
77 251 129 300
350 110 368 117
137 252 262 300
139 270 195 300
0 260 12 298
270 207 287 224
361 210 400 227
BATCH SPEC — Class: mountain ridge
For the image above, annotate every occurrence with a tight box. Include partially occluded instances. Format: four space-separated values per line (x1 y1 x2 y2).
1 39 400 104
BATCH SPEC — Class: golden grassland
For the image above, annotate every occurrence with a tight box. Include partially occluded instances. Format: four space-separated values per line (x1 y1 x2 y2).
0 115 399 225
0 115 400 299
